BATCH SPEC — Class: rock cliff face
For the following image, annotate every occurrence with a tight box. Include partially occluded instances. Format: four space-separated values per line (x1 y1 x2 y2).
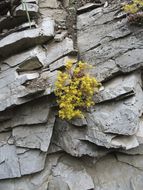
0 0 143 189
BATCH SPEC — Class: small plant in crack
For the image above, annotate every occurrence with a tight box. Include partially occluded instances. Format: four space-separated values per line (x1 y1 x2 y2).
122 0 143 25
54 60 101 120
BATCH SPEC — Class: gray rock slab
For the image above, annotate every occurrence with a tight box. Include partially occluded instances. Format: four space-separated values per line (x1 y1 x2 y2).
39 0 59 8
0 66 56 112
1 153 143 190
0 97 51 131
119 117 143 154
77 2 143 80
77 3 103 14
0 16 27 33
136 117 143 143
44 37 74 67
86 106 138 136
0 21 37 40
86 83 143 136
77 3 119 30
69 117 87 127
14 3 39 16
17 73 39 85
54 31 68 42
13 111 55 152
90 59 120 82
0 68 17 89
40 70 58 92
48 177 70 190
4 45 46 69
39 8 67 22
119 144 143 155
117 153 143 170
111 136 139 150
0 110 13 122
77 6 129 53
0 132 21 179
17 148 46 176
0 131 11 147
52 155 94 190
0 67 48 112
47 143 63 154
0 143 47 179
130 175 143 190
87 104 139 135
116 48 143 72
49 55 77 71
0 18 55 58
12 98 51 127
87 109 135 138
0 153 62 190
52 118 110 157
89 154 143 190
18 59 42 72
0 144 21 179
94 73 140 103
81 33 142 67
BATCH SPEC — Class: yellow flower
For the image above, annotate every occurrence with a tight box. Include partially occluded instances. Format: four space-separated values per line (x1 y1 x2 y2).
55 60 101 120
66 60 75 70
123 0 143 14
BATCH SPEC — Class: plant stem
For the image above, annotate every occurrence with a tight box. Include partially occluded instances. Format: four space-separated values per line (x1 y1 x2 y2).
21 0 31 28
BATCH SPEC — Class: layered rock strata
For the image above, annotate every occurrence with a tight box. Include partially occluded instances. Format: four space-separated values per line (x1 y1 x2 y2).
0 0 143 189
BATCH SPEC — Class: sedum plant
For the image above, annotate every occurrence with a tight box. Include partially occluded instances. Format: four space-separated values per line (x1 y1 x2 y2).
55 60 101 120
123 0 143 14
122 0 143 25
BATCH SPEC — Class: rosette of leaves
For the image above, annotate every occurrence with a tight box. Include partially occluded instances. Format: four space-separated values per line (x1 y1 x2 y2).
122 0 143 25
55 60 101 120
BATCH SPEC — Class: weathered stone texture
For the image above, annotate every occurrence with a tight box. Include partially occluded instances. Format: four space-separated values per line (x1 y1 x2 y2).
0 0 143 189
0 18 55 58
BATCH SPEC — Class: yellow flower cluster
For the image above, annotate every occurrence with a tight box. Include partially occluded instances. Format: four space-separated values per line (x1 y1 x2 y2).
123 0 143 14
55 60 101 120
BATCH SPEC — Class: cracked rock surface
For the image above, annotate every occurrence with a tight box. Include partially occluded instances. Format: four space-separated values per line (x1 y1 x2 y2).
0 0 143 189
